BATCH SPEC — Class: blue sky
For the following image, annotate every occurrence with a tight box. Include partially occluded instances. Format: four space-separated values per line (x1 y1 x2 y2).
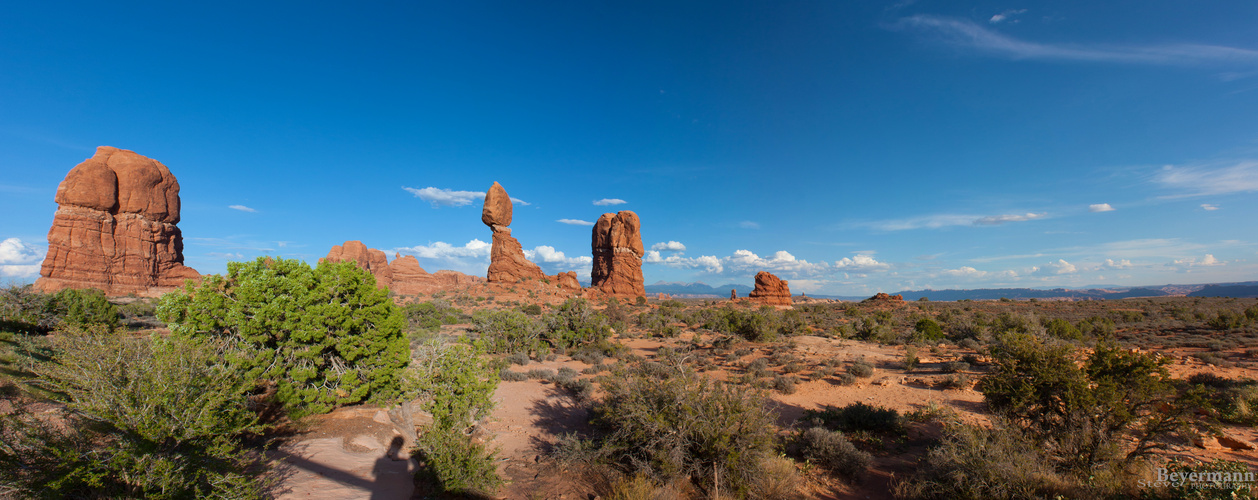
2 1 1257 295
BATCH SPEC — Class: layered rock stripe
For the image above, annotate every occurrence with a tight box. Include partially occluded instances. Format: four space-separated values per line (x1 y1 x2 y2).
747 271 792 306
36 146 200 296
591 211 645 299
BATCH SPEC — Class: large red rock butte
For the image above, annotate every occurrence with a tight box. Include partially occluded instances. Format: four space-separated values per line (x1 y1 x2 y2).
747 271 792 306
590 211 645 299
482 183 547 284
36 146 200 296
321 241 483 295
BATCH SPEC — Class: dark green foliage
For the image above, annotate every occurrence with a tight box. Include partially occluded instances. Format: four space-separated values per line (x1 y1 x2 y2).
1145 458 1258 499
804 402 902 434
156 257 410 418
913 318 944 342
472 309 543 354
542 298 615 350
0 284 58 335
847 359 875 378
1042 317 1082 340
942 361 970 373
0 326 267 498
49 288 119 330
520 303 543 316
1208 310 1245 331
402 300 466 333
796 427 871 482
1188 374 1258 426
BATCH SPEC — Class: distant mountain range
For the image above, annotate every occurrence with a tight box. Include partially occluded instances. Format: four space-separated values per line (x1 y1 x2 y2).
644 280 1258 301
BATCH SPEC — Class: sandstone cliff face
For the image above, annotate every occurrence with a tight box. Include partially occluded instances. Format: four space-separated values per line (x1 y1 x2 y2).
747 271 792 306
482 183 547 283
591 211 645 299
36 146 200 296
321 241 483 295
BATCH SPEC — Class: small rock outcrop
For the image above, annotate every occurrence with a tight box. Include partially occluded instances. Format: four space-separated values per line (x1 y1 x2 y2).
36 146 200 296
591 211 645 299
747 271 792 305
482 183 547 283
863 292 905 304
730 289 737 300
555 271 582 291
321 241 483 295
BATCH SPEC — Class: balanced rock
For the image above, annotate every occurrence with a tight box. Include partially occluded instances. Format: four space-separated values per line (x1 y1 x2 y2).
591 211 645 299
36 146 200 296
482 183 546 283
747 271 792 306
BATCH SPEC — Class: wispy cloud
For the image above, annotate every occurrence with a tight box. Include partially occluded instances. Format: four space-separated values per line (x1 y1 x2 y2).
988 9 1026 24
1154 160 1258 197
228 205 257 213
895 15 1258 66
404 187 484 207
1088 203 1115 212
973 212 1047 225
557 219 595 226
1201 203 1220 211
833 254 891 272
593 198 627 206
739 221 761 230
1169 254 1224 270
651 241 687 252
1030 259 1078 276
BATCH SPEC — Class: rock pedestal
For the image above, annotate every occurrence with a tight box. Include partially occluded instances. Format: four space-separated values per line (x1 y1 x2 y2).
36 146 200 296
590 211 645 299
481 182 547 284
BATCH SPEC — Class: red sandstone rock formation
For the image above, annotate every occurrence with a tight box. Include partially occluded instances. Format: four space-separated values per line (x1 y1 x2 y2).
730 289 737 300
482 183 547 283
555 271 581 291
863 292 905 304
591 211 645 299
36 146 200 296
748 271 792 305
321 241 483 295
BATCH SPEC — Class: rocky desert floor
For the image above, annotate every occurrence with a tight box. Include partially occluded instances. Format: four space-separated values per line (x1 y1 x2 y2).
254 294 1258 500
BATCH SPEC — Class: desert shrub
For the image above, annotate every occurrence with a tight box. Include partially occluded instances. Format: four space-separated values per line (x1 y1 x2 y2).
0 326 267 498
796 427 871 482
0 284 60 335
521 303 543 316
937 374 971 390
1043 317 1082 341
804 402 902 434
406 340 501 494
1188 373 1258 426
543 298 615 350
773 375 798 394
507 352 530 365
835 373 857 385
942 361 969 373
402 300 466 333
1078 316 1115 337
499 368 528 382
580 364 779 496
893 422 1067 500
848 359 875 378
903 346 920 371
979 333 1208 476
471 309 543 354
157 257 409 418
958 337 981 351
1208 311 1245 331
1145 458 1258 499
527 368 556 381
913 318 944 343
48 288 119 330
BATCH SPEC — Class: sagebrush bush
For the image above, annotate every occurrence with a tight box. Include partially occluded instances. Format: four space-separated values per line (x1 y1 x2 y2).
0 326 267 498
49 288 119 330
0 284 58 335
581 364 779 496
893 422 1066 500
157 257 410 417
797 427 871 482
804 402 902 434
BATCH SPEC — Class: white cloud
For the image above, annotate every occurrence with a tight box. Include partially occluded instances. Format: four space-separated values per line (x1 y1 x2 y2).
1155 160 1258 197
593 198 627 206
1089 203 1115 212
228 205 257 213
833 254 891 272
1101 258 1133 270
1201 204 1220 211
739 221 761 230
895 15 1258 65
557 219 595 226
0 238 43 278
725 249 830 276
397 239 492 260
1031 259 1078 276
523 246 593 273
643 251 724 273
651 241 687 252
973 212 1047 225
943 266 986 277
989 8 1026 24
1172 254 1224 269
403 186 530 207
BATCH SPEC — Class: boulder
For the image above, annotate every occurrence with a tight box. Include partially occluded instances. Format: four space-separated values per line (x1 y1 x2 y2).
591 211 645 299
554 271 581 291
36 146 200 296
747 271 792 306
481 181 512 228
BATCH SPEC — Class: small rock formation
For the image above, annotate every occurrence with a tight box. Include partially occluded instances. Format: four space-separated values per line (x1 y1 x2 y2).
747 271 792 306
36 146 200 296
483 182 547 283
555 271 581 291
591 211 645 299
321 242 483 295
863 292 906 304
730 289 737 300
